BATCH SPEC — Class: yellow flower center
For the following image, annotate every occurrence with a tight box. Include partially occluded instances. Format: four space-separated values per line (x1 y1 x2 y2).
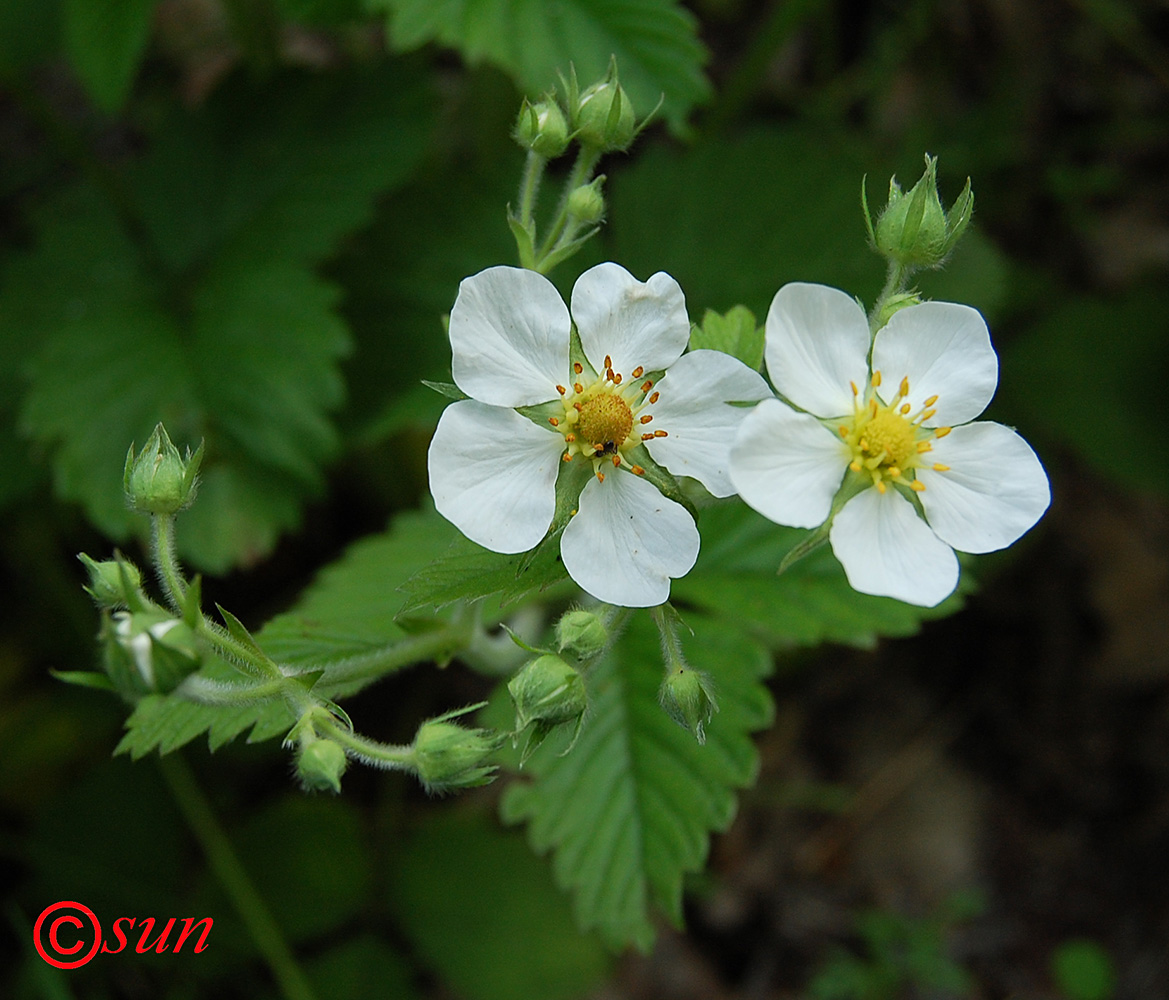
577 394 633 450
837 371 952 494
546 354 667 483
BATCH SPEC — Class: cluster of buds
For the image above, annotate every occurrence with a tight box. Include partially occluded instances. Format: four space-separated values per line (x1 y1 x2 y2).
864 154 973 272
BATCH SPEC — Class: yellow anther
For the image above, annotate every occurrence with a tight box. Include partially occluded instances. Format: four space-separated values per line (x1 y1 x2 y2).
932 463 950 472
631 465 645 476
900 403 911 415
556 384 566 395
935 426 952 438
899 376 910 397
859 438 869 451
604 355 612 369
574 382 584 394
632 366 644 378
653 430 668 438
562 453 573 463
641 432 654 441
850 380 859 397
872 370 882 388
565 433 575 442
920 408 936 421
648 389 658 402
613 373 623 385
573 362 583 374
548 417 559 426
850 460 862 472
888 466 901 478
611 455 620 467
839 426 849 438
910 480 926 492
916 441 932 452
877 481 887 493
924 394 938 407
597 471 605 482
640 414 653 424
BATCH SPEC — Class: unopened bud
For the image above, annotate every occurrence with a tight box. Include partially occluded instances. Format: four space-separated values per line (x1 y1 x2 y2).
555 608 608 659
411 703 503 795
509 654 587 730
659 667 717 745
868 154 973 270
79 552 143 608
575 74 636 152
514 98 570 158
566 177 606 225
296 739 348 793
104 609 201 695
124 423 204 516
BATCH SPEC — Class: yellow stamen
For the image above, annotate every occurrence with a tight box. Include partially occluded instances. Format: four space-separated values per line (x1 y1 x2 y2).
640 414 653 424
920 408 936 421
573 382 584 394
632 366 644 378
654 430 668 438
877 481 887 494
899 376 910 397
872 370 882 387
597 471 605 482
573 362 583 374
631 465 645 476
556 385 566 395
850 460 862 472
613 373 622 385
641 433 654 441
611 455 620 467
604 355 612 369
932 463 950 472
910 480 926 492
648 390 659 402
916 441 932 452
900 403 911 415
850 381 859 397
935 426 951 438
924 394 938 407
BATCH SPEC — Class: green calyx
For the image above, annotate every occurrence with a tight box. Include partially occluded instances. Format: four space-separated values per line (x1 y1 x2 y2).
296 738 349 793
659 666 718 745
124 422 204 516
555 608 609 659
865 154 973 270
78 551 144 609
411 703 503 795
514 97 570 159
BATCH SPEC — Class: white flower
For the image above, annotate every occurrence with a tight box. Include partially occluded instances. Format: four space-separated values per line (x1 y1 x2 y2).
428 263 770 607
729 282 1050 607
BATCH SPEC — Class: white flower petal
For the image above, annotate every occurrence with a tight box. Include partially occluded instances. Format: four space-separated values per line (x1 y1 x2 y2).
871 301 998 426
561 469 699 607
428 400 563 553
917 421 1050 553
644 349 772 497
449 266 569 407
570 262 690 377
764 282 871 418
729 398 848 528
830 487 959 607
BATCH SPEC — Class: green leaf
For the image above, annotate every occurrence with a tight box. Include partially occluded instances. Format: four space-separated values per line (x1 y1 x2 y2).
689 305 764 370
388 810 610 1000
672 502 965 649
368 0 710 132
6 68 433 571
607 127 880 317
62 0 154 111
117 508 464 758
500 610 773 950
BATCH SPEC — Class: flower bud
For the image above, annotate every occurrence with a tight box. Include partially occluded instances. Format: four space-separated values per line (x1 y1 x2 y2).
509 654 587 730
514 97 570 158
566 177 606 225
124 422 204 516
103 609 201 696
574 73 636 153
296 738 348 793
868 155 973 270
79 552 143 608
555 608 608 659
411 703 503 795
659 667 717 745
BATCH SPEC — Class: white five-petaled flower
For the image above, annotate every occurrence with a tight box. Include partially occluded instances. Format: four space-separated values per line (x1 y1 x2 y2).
729 282 1050 607
428 263 770 607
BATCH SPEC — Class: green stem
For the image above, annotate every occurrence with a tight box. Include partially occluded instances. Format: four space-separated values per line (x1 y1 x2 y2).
313 713 414 772
868 259 911 337
306 621 475 694
151 514 187 612
159 755 320 1000
192 617 286 683
517 150 544 230
650 604 686 671
536 146 601 266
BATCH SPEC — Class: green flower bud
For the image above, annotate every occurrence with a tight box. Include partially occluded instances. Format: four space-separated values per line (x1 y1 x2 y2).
78 552 143 608
574 75 636 153
411 703 503 795
867 155 973 270
124 423 204 516
509 654 587 730
514 97 570 158
296 738 348 793
103 609 201 696
555 608 609 659
566 177 606 225
659 667 717 745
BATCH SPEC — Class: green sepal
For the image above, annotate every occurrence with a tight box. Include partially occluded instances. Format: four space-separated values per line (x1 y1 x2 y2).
289 668 326 690
51 669 117 692
568 323 594 379
507 211 539 270
215 603 268 661
777 522 832 575
501 624 548 655
181 574 203 628
623 444 696 520
861 173 876 245
536 228 601 276
421 380 469 402
941 177 974 257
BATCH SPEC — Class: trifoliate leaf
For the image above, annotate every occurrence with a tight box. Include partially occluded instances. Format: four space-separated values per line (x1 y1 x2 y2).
63 0 153 111
6 68 433 572
689 306 765 370
500 611 773 950
368 0 710 132
672 503 965 649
